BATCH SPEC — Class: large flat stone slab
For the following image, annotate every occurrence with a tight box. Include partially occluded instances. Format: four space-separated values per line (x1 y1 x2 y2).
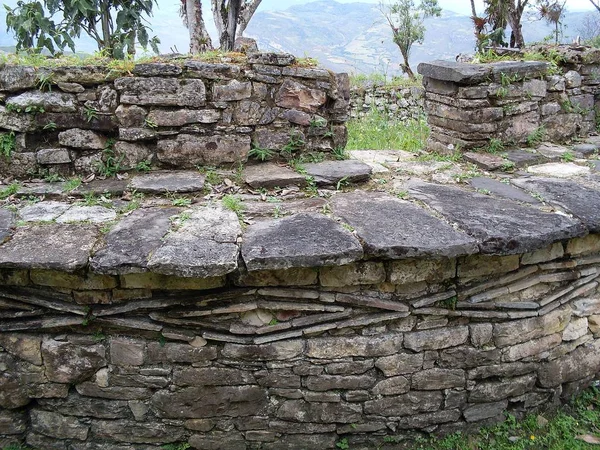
75 179 128 196
91 208 179 274
527 162 590 178
147 205 241 277
409 182 586 255
242 213 363 271
243 163 306 189
0 209 14 242
0 224 98 271
469 178 540 204
129 171 206 194
55 206 117 224
19 201 71 222
330 191 477 259
302 160 372 186
503 149 547 168
512 177 600 233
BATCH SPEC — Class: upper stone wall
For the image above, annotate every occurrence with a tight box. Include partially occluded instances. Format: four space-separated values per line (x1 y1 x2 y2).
349 83 425 121
0 54 350 177
418 45 600 153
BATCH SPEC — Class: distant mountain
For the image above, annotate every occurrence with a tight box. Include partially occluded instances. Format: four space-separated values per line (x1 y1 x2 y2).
0 0 594 75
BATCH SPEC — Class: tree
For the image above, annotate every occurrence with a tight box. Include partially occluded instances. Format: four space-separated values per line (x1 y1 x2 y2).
590 0 600 13
5 0 160 58
537 0 566 44
483 0 528 48
379 0 441 81
579 12 600 42
181 0 262 53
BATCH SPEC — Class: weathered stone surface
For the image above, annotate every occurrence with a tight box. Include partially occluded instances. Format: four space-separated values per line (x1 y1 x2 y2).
30 409 88 441
503 149 548 168
306 334 403 358
213 80 252 101
493 306 571 347
133 63 183 77
409 182 586 255
458 254 519 278
243 163 306 189
418 60 492 84
110 337 146 366
276 400 361 423
538 340 600 387
36 148 72 165
512 177 600 232
463 152 505 171
91 419 184 444
115 105 147 127
0 65 37 91
147 109 220 126
0 224 98 271
42 340 106 383
0 409 27 435
38 392 130 419
404 327 469 352
55 206 117 224
0 333 42 365
438 346 501 369
242 213 363 271
527 162 590 178
174 367 255 386
152 385 267 418
57 82 85 93
58 128 107 150
248 52 296 66
119 127 157 142
563 317 589 341
463 400 508 422
91 207 178 274
146 342 216 363
375 353 423 376
469 374 537 403
183 61 241 79
189 432 246 450
156 134 250 167
331 191 477 259
7 91 77 113
115 77 206 107
120 272 224 290
389 258 457 284
129 171 205 193
222 340 303 360
147 206 240 278
304 375 376 391
0 209 14 242
469 177 540 204
303 160 372 186
365 391 442 416
275 79 327 113
320 261 385 286
412 368 465 390
112 141 153 170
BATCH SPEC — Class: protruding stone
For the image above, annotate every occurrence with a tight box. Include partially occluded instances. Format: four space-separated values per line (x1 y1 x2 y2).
243 163 307 189
129 171 206 193
303 160 372 186
55 206 117 224
242 213 363 271
115 77 206 107
42 340 106 384
469 177 540 204
275 79 326 113
157 134 250 167
6 91 77 113
0 209 14 242
36 148 72 165
404 327 469 352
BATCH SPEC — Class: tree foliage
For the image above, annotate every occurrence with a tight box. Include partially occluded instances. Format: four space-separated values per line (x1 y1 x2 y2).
180 0 262 53
379 0 441 81
537 0 567 44
5 0 160 59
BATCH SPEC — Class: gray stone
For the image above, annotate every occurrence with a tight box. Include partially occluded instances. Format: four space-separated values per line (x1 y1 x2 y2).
55 206 117 224
42 340 106 383
573 143 598 156
129 171 206 193
364 391 442 416
110 337 146 366
243 163 307 189
0 409 26 435
565 70 582 88
275 79 327 113
303 160 372 186
147 205 241 278
276 400 361 423
503 149 548 168
6 91 77 113
38 392 130 419
0 334 42 365
119 127 157 142
438 346 501 369
418 60 492 84
30 409 88 441
36 148 72 165
0 224 98 271
183 61 241 80
132 63 183 77
115 77 206 107
248 52 296 66
469 177 540 204
512 177 600 232
113 141 153 170
174 367 255 386
146 342 216 363
0 65 37 91
222 340 303 360
409 181 586 255
304 374 376 391
306 334 403 358
493 306 571 347
326 360 374 375
527 162 590 178
115 105 147 127
412 368 465 390
404 326 469 352
463 152 505 171
189 432 246 450
375 353 423 376
213 80 252 101
469 374 537 403
0 209 14 242
538 340 600 387
75 179 129 196
152 385 267 418
372 376 410 396
463 400 508 422
0 105 36 132
57 82 85 93
468 362 538 380
91 419 184 444
252 128 302 150
156 134 250 167
242 213 363 271
75 383 151 400
331 191 477 258
91 207 178 274
147 108 220 126
58 129 107 150
261 434 336 450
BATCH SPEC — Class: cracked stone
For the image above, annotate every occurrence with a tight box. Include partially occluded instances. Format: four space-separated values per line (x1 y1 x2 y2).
129 171 206 193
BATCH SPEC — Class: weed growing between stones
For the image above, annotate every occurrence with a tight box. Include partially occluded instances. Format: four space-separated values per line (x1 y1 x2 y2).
485 138 505 154
161 443 190 450
248 146 275 162
561 151 575 163
0 183 19 200
84 106 99 123
0 131 16 159
62 177 82 193
333 146 349 160
222 195 245 219
96 139 123 177
527 126 546 148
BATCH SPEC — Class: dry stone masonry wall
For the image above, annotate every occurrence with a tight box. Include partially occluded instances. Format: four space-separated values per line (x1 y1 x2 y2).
0 54 349 178
418 46 600 153
349 83 425 121
1 179 600 449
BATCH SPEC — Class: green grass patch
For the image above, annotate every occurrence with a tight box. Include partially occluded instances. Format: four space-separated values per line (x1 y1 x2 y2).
346 110 429 152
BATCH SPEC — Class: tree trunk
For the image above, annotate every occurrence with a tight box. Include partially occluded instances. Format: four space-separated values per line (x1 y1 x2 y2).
470 0 477 18
506 0 528 48
591 0 600 13
223 0 242 50
236 0 262 38
186 0 213 53
400 48 416 81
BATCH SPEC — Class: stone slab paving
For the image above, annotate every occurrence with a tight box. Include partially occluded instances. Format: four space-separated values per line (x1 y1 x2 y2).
536 143 572 160
469 177 540 204
91 208 179 274
512 177 600 233
17 182 67 197
129 171 206 193
147 206 241 278
409 181 586 255
572 143 598 156
55 205 117 224
19 201 71 222
527 162 590 178
75 179 129 196
243 163 307 189
330 191 478 259
0 209 14 242
503 149 548 168
303 160 372 186
0 224 99 271
463 152 505 171
348 149 414 164
242 213 363 271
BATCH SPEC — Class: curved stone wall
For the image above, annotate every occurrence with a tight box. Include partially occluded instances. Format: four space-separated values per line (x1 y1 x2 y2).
0 54 349 178
1 179 600 449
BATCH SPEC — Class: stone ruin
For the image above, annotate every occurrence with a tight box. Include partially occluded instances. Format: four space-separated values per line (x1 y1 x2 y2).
0 51 599 449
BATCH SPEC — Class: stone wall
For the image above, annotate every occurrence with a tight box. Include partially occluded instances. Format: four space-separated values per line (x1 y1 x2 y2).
0 54 349 178
418 46 600 153
1 183 600 449
349 83 425 120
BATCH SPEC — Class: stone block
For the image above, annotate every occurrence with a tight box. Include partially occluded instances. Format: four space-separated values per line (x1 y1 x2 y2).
372 376 410 396
58 128 107 150
110 337 146 366
404 326 469 352
222 340 304 361
173 367 255 386
521 242 564 265
91 419 185 444
463 400 508 422
388 258 456 284
30 409 88 441
213 80 252 101
320 262 385 287
156 133 250 167
147 342 217 364
469 323 493 347
306 334 403 359
412 368 466 390
275 79 327 113
115 77 206 107
468 374 537 403
538 340 600 387
494 306 571 347
276 400 361 423
0 269 29 286
119 272 225 290
189 432 246 450
458 254 520 279
375 353 423 376
115 104 147 127
304 375 376 391
563 317 589 341
42 340 106 384
30 269 117 290
36 148 71 164
0 409 27 435
0 333 42 365
364 391 442 416
566 234 600 256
